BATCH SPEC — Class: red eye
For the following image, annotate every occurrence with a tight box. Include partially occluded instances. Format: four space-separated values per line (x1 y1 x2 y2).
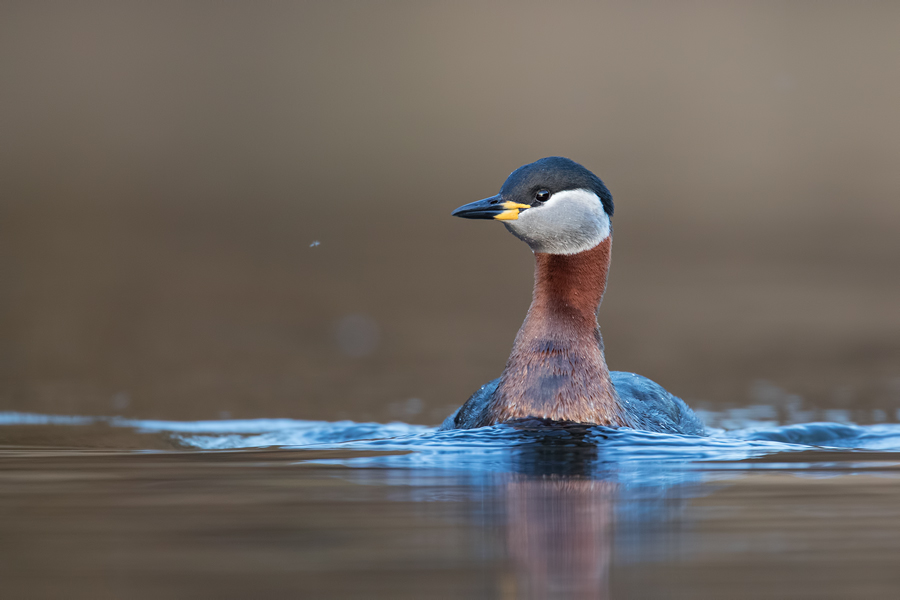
535 190 550 202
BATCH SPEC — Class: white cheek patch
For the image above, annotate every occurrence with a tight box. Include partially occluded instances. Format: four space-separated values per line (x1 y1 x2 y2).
503 189 610 255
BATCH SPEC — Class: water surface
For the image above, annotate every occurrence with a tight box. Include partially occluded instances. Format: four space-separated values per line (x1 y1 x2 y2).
3 412 900 599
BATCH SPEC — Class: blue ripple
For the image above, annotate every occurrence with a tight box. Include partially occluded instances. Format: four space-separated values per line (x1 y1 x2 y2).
2 411 900 480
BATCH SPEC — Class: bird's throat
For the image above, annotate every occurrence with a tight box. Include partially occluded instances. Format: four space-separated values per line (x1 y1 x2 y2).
487 237 626 426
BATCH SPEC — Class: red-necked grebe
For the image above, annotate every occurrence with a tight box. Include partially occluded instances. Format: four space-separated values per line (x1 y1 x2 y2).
440 157 705 435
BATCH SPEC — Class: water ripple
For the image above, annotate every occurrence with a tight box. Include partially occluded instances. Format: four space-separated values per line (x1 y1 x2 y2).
3 411 900 482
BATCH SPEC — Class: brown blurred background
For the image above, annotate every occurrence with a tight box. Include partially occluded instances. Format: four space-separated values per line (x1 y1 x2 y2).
1 2 898 424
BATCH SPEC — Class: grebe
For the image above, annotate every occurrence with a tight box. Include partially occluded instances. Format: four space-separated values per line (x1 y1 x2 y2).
439 157 705 435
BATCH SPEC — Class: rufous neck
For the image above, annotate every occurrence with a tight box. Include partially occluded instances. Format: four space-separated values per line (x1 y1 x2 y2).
529 236 611 326
487 235 623 427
